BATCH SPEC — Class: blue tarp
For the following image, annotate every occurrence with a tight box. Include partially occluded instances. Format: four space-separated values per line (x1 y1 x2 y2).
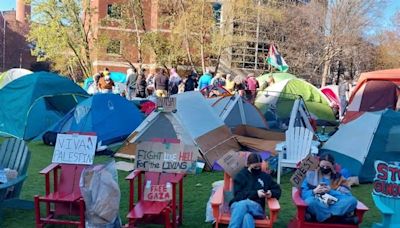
83 72 127 90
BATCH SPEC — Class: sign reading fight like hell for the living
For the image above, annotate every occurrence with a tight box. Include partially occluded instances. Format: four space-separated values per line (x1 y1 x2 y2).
373 160 400 198
52 134 97 165
134 140 197 174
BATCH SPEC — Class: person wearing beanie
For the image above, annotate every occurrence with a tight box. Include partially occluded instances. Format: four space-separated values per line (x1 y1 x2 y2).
229 152 281 228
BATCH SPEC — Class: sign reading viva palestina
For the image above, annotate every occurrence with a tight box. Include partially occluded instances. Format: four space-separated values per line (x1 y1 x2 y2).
373 160 400 198
52 134 97 165
134 139 197 174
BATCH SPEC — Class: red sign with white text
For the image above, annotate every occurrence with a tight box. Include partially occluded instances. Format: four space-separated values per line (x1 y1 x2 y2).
373 160 400 198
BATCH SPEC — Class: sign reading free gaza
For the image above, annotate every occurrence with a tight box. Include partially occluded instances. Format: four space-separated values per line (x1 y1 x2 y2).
52 134 97 165
374 160 400 198
134 139 197 174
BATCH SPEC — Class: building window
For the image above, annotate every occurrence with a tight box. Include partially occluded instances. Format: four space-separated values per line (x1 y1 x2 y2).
106 40 121 55
107 4 121 19
212 3 222 27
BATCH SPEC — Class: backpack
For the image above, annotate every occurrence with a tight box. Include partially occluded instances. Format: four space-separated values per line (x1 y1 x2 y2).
42 131 58 146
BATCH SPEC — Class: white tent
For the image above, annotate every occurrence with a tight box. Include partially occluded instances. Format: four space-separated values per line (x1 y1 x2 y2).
206 94 268 129
0 68 32 89
118 91 240 166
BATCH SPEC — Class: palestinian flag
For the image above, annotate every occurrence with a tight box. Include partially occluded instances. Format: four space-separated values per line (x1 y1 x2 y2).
266 44 289 72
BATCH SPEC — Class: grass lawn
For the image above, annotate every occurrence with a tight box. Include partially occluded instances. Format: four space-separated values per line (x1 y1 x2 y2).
2 141 382 227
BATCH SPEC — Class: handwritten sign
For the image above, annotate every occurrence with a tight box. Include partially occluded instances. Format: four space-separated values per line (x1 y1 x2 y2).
290 154 319 187
373 160 400 198
217 151 249 177
156 97 176 112
134 140 197 174
52 134 97 165
144 181 173 202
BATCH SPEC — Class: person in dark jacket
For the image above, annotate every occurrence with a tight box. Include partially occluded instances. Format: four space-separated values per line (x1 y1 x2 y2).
184 72 198 92
135 69 147 98
229 153 281 228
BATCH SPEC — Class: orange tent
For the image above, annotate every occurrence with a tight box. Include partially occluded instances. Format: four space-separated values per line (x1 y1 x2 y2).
349 68 400 103
343 69 400 123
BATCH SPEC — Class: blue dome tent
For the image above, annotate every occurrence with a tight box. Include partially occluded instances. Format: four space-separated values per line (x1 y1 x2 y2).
0 72 89 140
49 93 144 145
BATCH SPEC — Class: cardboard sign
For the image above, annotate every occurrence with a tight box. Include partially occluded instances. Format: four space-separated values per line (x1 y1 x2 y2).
52 134 97 165
373 160 400 198
134 140 197 174
144 181 173 202
290 154 319 187
156 97 176 112
217 150 248 177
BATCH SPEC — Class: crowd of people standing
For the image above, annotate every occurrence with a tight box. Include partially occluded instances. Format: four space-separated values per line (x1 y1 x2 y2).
91 66 274 104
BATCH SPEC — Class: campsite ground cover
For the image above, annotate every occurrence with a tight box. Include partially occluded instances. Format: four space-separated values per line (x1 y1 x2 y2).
2 140 381 228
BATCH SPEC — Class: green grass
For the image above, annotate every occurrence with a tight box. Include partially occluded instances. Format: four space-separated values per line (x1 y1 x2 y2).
2 141 381 227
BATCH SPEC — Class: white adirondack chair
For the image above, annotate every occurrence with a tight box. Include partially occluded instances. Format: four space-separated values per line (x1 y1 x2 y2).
276 126 315 184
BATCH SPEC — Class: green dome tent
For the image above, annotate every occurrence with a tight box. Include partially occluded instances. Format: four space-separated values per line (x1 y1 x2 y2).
0 72 89 140
255 78 335 128
256 72 297 90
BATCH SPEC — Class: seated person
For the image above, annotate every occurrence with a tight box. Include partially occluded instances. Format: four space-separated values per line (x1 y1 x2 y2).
301 153 358 223
229 153 281 228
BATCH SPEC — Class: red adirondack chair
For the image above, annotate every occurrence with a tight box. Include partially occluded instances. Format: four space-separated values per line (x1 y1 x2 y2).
34 164 87 228
125 170 184 228
211 162 280 228
288 187 369 228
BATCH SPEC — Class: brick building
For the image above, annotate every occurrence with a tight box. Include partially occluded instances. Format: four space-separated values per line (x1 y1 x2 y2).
0 0 36 72
90 0 161 73
90 0 311 75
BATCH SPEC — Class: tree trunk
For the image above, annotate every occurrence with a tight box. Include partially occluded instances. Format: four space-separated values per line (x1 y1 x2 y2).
131 0 145 68
200 0 206 73
321 59 331 87
179 0 196 70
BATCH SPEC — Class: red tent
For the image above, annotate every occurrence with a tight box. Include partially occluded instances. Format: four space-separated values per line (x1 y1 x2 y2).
320 85 340 111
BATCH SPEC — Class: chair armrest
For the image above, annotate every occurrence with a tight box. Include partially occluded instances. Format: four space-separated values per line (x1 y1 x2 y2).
267 198 280 211
125 170 142 180
275 142 286 152
267 198 280 224
39 163 59 175
292 187 307 207
0 175 27 189
356 200 369 212
372 194 393 215
211 186 224 220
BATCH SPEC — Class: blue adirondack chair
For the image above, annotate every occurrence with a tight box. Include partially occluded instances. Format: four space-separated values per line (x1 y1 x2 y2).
0 138 33 215
372 193 400 228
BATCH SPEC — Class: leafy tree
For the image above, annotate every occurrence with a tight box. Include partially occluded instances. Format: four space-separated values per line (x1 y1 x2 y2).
28 0 95 79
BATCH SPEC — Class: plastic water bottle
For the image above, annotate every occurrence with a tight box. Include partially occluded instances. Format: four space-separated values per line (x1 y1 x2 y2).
321 126 326 134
